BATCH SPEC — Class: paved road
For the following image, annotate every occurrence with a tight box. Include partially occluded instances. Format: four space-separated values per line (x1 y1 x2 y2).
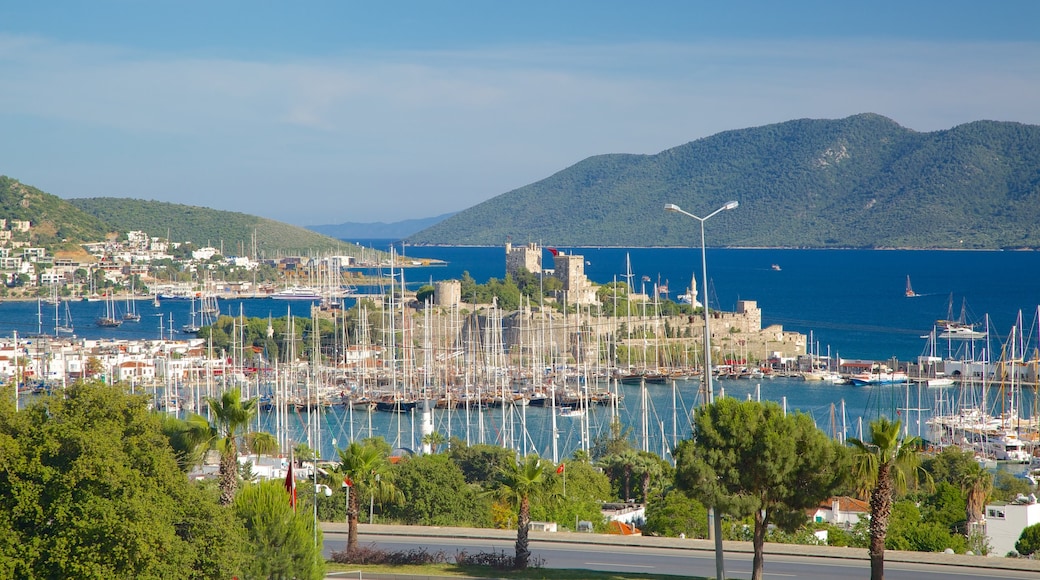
322 524 1040 580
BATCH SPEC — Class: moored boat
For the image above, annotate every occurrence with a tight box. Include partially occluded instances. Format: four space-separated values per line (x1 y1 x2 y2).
849 370 908 386
270 286 323 300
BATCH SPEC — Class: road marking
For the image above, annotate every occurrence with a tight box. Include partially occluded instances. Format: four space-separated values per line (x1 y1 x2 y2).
585 562 654 568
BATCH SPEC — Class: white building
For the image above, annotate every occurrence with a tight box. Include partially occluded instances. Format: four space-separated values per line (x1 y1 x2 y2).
192 246 219 261
810 496 870 529
986 497 1040 557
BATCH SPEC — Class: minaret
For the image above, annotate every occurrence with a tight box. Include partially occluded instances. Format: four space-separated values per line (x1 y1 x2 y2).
690 272 700 307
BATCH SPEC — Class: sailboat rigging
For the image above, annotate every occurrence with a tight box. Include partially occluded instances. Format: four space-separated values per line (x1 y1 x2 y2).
55 300 74 335
123 282 141 322
95 293 122 327
52 284 74 335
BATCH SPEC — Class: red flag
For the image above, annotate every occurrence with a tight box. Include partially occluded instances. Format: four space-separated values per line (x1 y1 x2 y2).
344 476 353 487
285 460 297 510
556 463 565 474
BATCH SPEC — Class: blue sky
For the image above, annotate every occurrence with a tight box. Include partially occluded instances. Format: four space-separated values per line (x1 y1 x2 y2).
1 1 1038 226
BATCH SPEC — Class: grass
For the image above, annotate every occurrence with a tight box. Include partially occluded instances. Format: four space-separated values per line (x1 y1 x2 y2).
325 562 704 579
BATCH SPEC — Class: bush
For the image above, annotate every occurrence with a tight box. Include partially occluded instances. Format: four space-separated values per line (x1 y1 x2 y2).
455 549 544 569
329 545 448 565
1016 523 1040 557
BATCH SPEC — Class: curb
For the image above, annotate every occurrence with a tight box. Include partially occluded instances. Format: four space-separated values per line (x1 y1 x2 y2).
322 523 1040 573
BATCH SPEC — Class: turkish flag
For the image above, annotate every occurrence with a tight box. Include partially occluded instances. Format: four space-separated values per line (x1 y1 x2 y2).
556 463 565 474
284 461 297 510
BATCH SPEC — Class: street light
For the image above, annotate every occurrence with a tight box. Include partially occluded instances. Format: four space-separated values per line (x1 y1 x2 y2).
663 201 738 405
664 200 738 580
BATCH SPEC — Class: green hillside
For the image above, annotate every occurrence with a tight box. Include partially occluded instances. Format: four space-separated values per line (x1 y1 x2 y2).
0 176 111 249
68 197 365 257
407 114 1040 248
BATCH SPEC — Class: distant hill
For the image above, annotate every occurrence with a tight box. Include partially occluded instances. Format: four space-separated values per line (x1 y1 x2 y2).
307 212 456 240
68 197 366 257
407 114 1040 249
0 176 112 250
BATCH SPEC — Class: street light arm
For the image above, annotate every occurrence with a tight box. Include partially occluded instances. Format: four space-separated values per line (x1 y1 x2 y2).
664 201 738 223
664 203 702 222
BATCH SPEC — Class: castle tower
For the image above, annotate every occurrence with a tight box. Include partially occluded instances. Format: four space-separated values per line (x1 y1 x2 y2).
505 242 542 276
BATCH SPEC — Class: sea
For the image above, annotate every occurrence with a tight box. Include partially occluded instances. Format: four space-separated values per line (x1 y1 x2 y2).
5 244 1040 460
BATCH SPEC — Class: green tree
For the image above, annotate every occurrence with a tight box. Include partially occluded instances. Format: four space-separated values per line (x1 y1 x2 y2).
233 480 324 580
495 454 554 569
459 271 478 303
160 414 205 472
674 398 846 580
922 447 976 487
1016 522 1040 557
643 489 709 538
633 450 668 504
421 431 447 454
449 439 517 487
848 417 927 580
886 500 956 553
599 449 639 501
919 482 966 532
590 417 635 460
386 454 488 526
0 381 244 579
245 430 280 464
993 468 1033 502
335 440 400 553
415 284 435 303
184 388 262 505
960 462 992 530
537 459 611 530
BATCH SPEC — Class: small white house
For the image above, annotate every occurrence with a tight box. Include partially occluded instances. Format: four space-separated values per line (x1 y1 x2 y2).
810 496 870 529
985 496 1040 557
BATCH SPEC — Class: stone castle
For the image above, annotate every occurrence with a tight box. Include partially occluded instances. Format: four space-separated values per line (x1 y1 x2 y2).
420 243 807 365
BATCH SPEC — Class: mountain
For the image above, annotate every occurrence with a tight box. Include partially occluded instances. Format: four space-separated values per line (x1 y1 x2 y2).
307 212 456 240
406 114 1040 249
67 197 363 256
0 175 111 250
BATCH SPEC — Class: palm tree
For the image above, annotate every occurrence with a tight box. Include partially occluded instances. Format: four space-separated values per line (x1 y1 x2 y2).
599 450 638 501
496 454 552 569
633 451 664 504
159 414 208 472
961 461 993 531
246 431 280 464
336 440 399 553
178 387 261 505
421 431 447 453
848 417 925 580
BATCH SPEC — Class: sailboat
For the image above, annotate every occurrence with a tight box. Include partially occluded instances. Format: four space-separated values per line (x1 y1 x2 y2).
123 284 141 322
905 275 919 298
55 299 74 335
95 293 122 327
181 295 201 334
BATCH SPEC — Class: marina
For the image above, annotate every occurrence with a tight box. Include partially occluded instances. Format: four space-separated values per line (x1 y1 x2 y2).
4 246 1040 466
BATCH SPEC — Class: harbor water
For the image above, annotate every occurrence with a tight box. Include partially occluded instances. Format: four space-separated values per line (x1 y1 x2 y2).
5 246 1040 459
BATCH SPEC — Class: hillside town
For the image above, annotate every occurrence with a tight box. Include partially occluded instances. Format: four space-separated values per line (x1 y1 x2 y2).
0 219 392 299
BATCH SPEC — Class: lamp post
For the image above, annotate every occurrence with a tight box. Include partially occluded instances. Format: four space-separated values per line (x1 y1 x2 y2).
663 201 738 404
664 200 738 580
